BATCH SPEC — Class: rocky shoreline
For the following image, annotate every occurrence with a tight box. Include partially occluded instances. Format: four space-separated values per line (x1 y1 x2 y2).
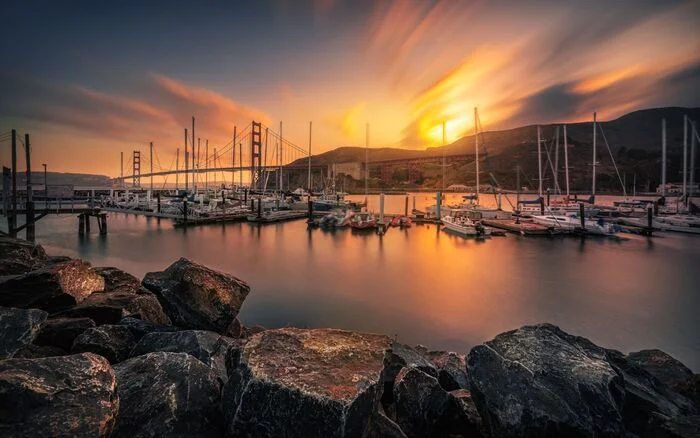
0 236 698 437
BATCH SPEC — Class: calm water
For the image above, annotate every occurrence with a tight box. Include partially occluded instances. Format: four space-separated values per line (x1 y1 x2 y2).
4 194 700 369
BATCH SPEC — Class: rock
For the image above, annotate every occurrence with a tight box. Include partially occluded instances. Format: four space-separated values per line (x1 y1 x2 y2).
0 306 47 359
117 316 178 340
393 367 483 438
468 323 697 438
11 343 67 358
54 289 171 325
365 406 408 438
0 236 47 275
0 260 104 312
628 349 694 388
223 328 391 437
94 266 142 293
130 330 235 382
142 258 249 335
241 323 267 338
426 350 469 391
72 325 136 364
385 342 438 382
449 389 486 437
677 375 700 407
35 316 96 350
113 352 223 438
0 353 119 437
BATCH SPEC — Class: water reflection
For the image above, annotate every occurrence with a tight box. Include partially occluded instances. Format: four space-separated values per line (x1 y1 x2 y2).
9 194 700 370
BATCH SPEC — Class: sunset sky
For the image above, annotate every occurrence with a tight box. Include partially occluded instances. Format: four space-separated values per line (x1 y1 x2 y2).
1 0 699 177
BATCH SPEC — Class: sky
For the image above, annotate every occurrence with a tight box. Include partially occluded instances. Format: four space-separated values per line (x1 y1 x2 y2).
1 0 699 177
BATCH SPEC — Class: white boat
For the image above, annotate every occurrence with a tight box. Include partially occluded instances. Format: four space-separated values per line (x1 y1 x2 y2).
532 214 618 235
619 215 700 234
318 209 354 228
441 215 491 237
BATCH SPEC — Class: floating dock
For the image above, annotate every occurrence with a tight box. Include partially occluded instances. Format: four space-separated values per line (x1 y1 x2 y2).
247 210 308 224
174 212 249 228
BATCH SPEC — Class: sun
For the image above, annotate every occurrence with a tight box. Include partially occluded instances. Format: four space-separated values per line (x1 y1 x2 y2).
423 116 471 146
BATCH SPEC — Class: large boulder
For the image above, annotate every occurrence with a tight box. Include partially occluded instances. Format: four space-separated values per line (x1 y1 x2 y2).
0 353 119 437
54 289 171 325
113 352 223 437
677 375 700 407
223 328 391 437
425 350 469 391
0 306 47 360
628 349 694 388
11 343 67 358
468 323 697 438
35 316 96 350
117 316 178 340
0 236 47 275
385 342 438 382
72 325 136 364
0 260 104 312
142 258 249 335
130 330 235 382
393 367 484 438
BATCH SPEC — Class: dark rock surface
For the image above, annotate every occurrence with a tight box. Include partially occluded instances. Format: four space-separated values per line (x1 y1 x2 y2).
393 367 483 438
55 289 170 325
113 352 222 438
0 353 119 437
0 306 47 360
117 316 178 340
468 323 697 438
94 266 142 293
426 350 469 391
385 342 438 382
35 316 96 351
629 349 695 388
677 374 700 407
142 258 249 335
0 236 47 275
11 343 67 358
223 328 390 437
72 324 136 364
130 329 235 382
0 260 104 312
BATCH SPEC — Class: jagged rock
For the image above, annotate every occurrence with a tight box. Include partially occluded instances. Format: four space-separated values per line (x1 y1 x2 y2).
393 367 483 438
117 316 178 340
449 389 486 437
12 343 67 358
365 407 408 438
130 330 236 382
223 328 390 437
54 289 170 325
113 352 223 438
426 350 469 391
385 342 438 382
35 316 96 350
241 324 267 338
468 323 697 438
142 258 249 335
628 349 694 388
94 267 142 293
0 236 47 275
677 375 700 407
0 353 119 437
0 260 104 312
72 325 136 364
0 306 47 359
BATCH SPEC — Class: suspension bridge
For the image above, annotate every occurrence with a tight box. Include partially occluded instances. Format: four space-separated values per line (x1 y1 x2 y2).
118 119 329 191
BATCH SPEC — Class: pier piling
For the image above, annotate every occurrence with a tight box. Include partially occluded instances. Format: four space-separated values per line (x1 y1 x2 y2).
436 192 442 223
579 203 585 229
157 192 161 213
85 214 91 233
100 214 107 235
404 195 408 217
78 214 85 236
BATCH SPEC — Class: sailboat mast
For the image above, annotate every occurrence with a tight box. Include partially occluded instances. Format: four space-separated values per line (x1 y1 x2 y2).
683 115 688 198
592 112 597 199
554 126 559 194
442 121 446 192
308 121 312 192
633 173 636 198
192 117 196 193
564 125 569 197
537 125 542 197
365 123 369 201
689 121 697 209
661 118 666 197
475 107 480 200
279 121 283 193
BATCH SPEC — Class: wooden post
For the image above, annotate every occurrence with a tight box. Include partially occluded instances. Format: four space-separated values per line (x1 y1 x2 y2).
157 192 161 213
78 214 85 236
647 203 653 229
257 198 262 218
10 130 17 238
579 203 585 229
404 195 409 217
436 191 442 222
307 198 313 220
85 213 91 233
25 133 35 241
539 197 545 215
100 214 107 235
183 200 188 223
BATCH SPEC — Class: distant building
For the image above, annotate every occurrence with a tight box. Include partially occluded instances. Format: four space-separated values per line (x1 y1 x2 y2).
656 183 698 194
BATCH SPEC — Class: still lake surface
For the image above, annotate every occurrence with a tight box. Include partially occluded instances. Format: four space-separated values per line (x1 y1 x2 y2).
8 193 700 369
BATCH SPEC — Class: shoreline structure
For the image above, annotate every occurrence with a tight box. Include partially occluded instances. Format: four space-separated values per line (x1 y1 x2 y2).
0 236 698 437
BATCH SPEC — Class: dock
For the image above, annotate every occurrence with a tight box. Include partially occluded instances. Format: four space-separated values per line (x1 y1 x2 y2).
174 212 249 228
247 210 308 224
481 219 553 236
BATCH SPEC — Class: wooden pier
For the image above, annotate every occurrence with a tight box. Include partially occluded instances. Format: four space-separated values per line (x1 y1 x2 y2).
481 219 553 236
174 212 249 228
247 210 308 224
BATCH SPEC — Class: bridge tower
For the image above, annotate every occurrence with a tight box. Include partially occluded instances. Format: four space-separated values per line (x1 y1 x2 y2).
132 150 141 188
250 121 262 190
